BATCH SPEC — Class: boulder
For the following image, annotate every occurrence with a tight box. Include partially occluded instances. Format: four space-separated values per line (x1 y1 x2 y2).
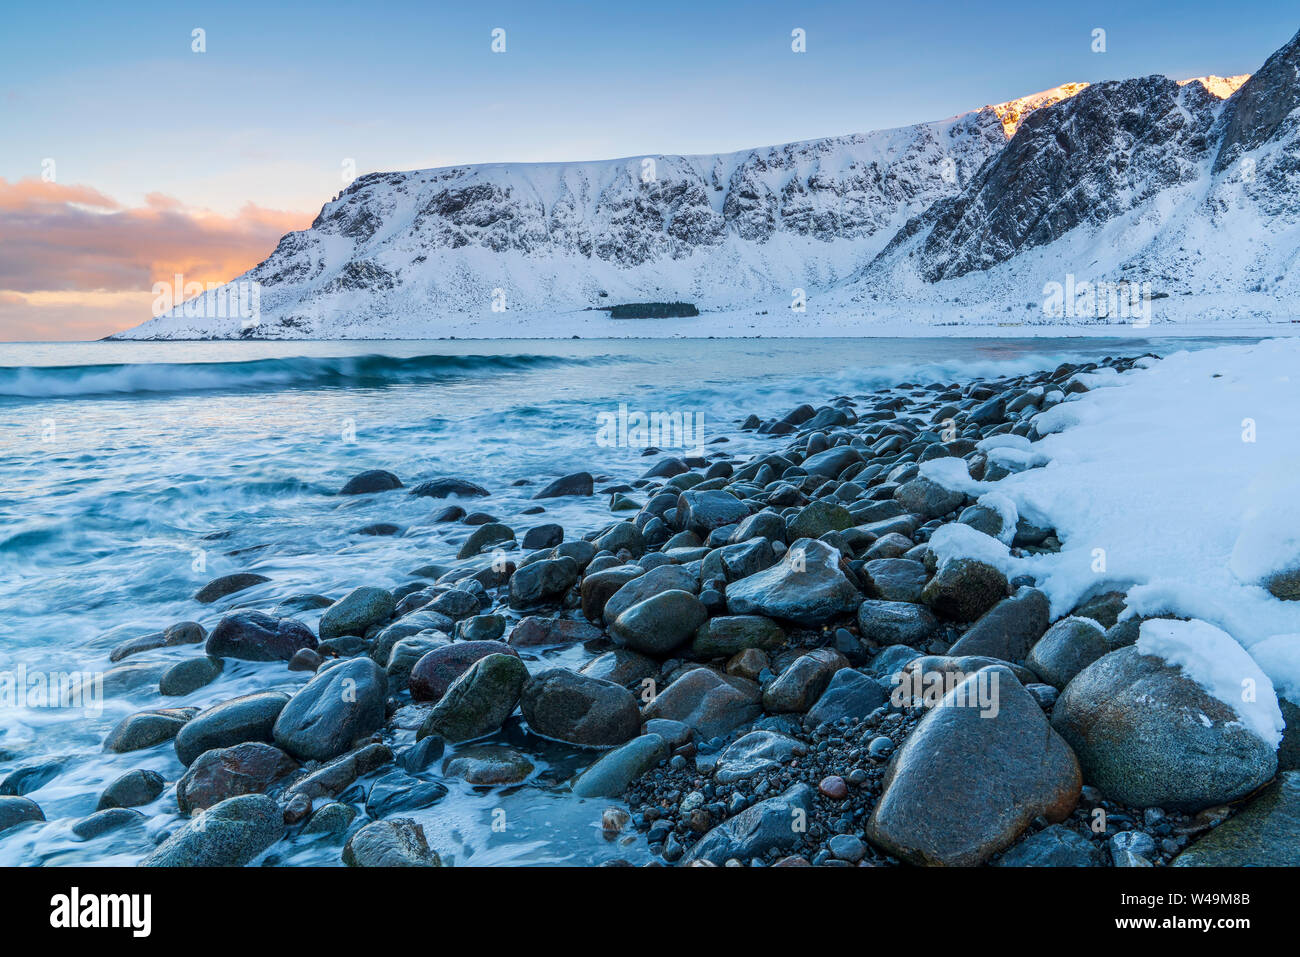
866 667 1080 866
691 616 786 659
176 742 299 814
1174 772 1300 866
920 557 1008 622
947 588 1050 660
343 818 441 867
640 669 761 741
762 648 849 713
533 471 594 498
194 573 270 604
520 669 641 748
409 641 520 702
1052 646 1278 811
318 587 395 640
609 590 709 656
681 783 814 865
726 538 861 627
338 469 402 495
1025 616 1109 688
206 611 317 662
142 794 281 866
272 658 388 761
418 653 529 743
571 734 669 797
856 599 939 647
174 692 289 765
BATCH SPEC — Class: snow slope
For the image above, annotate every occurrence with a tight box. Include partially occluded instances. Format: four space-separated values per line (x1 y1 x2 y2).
922 338 1300 705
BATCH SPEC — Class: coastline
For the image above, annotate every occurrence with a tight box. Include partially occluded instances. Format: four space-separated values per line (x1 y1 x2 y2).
2 341 1297 867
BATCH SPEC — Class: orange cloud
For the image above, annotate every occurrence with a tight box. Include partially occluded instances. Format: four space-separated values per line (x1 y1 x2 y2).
0 177 314 339
0 176 312 304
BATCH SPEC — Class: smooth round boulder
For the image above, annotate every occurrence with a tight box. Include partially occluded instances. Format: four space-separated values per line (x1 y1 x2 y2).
338 469 402 495
318 587 394 640
206 611 317 662
1025 616 1109 688
194 572 270 604
920 558 1008 622
141 794 282 867
418 653 529 743
1052 646 1278 811
856 599 939 647
272 657 388 762
520 669 641 748
175 692 290 765
343 818 441 866
409 641 520 702
176 742 299 814
725 538 861 627
609 590 708 656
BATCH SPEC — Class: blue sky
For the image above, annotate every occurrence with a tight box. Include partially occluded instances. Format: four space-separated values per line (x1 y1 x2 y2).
4 0 1296 213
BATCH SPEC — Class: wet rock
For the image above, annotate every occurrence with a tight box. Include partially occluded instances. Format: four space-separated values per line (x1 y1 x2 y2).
947 588 1050 660
206 611 317 662
418 653 529 743
159 656 223 696
302 802 357 836
603 565 697 624
1052 646 1278 811
640 669 761 740
580 649 659 687
690 615 785 659
920 557 1008 622
72 808 144 840
993 825 1101 867
866 667 1080 866
521 669 641 748
508 556 580 608
726 538 861 627
507 616 601 647
894 476 965 519
571 734 668 797
714 730 806 783
610 590 709 656
338 469 402 495
175 692 289 765
385 633 448 692
195 572 270 604
580 564 644 622
677 489 749 536
443 745 536 785
365 771 448 816
288 648 323 672
142 794 282 866
803 668 888 729
409 478 489 499
456 522 515 559
762 648 849 713
318 586 394 640
105 708 193 753
534 471 594 498
272 657 388 761
856 599 939 647
522 523 564 549
700 538 777 583
1069 589 1129 629
682 783 814 865
97 769 165 810
785 500 854 540
176 742 299 814
282 742 393 807
409 641 520 702
1026 616 1109 688
343 818 441 866
0 796 45 834
1174 771 1300 866
861 558 928 603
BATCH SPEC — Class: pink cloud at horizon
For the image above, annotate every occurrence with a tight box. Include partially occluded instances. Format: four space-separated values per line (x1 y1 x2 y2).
0 177 313 341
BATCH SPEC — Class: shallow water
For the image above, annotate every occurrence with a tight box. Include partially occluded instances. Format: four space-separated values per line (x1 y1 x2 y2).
0 336 1257 865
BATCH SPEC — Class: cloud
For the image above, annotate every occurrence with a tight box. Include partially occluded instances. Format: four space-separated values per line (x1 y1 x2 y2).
0 177 311 338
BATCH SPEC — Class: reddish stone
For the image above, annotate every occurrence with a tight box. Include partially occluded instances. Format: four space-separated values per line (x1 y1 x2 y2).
819 775 848 800
408 641 520 702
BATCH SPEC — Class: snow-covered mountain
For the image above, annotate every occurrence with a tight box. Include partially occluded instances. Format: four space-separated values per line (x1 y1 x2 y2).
115 28 1300 340
116 90 1080 339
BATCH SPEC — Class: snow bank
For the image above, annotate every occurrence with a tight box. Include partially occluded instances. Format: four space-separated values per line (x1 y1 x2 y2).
1137 619 1284 747
923 338 1300 708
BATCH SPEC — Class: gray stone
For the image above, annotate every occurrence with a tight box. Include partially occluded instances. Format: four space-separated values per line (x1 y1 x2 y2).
418 653 528 743
142 794 281 866
571 734 668 797
1052 645 1278 811
803 668 888 730
206 611 317 662
762 648 848 713
159 656 224 696
640 669 761 740
175 692 289 765
1174 771 1300 866
272 657 387 761
521 669 641 748
342 818 440 867
726 538 861 627
714 730 806 783
610 590 708 656
948 588 1051 660
318 586 394 640
856 599 939 647
866 667 1080 866
920 557 1008 622
682 783 814 865
1026 616 1109 688
993 825 1101 866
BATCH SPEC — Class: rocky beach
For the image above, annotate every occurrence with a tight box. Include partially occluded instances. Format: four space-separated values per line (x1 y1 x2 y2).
3 339 1295 868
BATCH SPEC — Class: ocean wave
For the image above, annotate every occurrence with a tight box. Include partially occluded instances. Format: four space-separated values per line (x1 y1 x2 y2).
0 352 622 399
